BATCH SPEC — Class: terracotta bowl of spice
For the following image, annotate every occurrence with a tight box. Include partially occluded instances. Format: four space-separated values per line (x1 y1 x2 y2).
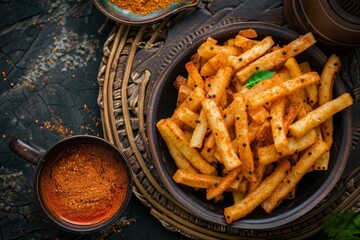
10 135 133 233
92 0 199 25
146 22 352 229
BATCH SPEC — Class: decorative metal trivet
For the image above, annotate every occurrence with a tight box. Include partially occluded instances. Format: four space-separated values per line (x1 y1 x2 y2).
97 1 360 239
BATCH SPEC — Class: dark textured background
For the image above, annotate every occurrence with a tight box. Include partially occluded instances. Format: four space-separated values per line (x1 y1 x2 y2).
0 0 358 239
0 0 187 239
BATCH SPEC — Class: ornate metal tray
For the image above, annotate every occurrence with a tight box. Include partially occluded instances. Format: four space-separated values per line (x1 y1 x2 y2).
96 1 360 239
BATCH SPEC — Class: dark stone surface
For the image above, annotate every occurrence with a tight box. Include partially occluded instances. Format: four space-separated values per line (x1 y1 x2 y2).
0 0 187 239
0 0 358 239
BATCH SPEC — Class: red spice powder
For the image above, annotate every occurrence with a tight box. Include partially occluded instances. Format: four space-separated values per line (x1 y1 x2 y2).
39 142 129 225
110 0 180 15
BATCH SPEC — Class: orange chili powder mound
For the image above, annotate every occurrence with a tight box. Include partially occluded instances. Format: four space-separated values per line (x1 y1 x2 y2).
39 142 129 225
109 0 180 15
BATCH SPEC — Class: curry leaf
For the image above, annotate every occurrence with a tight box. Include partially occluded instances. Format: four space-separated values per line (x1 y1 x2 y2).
354 213 360 229
321 210 360 240
245 70 275 88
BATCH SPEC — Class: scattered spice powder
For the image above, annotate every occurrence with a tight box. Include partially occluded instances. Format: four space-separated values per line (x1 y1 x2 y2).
112 218 137 233
43 118 74 138
110 0 180 15
23 81 35 89
2 71 7 82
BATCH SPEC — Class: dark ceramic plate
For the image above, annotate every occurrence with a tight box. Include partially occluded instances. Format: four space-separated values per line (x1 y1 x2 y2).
147 22 352 229
92 0 199 25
